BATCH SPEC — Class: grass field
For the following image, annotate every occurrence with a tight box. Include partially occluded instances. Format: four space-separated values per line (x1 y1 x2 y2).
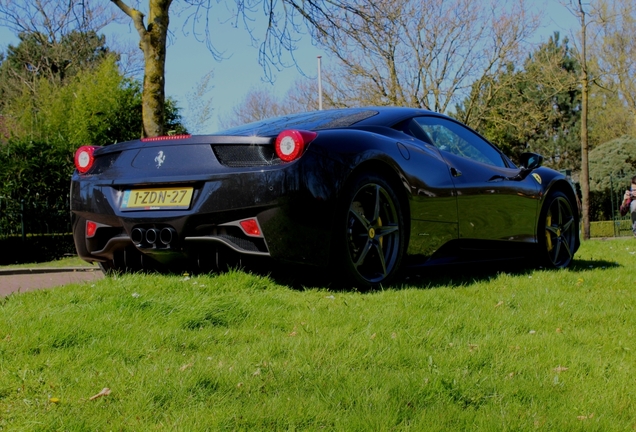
1 239 635 430
0 256 93 270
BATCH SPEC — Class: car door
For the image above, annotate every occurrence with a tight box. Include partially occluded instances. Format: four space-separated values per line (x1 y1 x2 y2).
412 116 541 242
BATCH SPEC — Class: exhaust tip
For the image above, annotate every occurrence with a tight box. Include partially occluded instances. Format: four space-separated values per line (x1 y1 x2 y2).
145 228 160 245
131 228 146 246
160 227 177 246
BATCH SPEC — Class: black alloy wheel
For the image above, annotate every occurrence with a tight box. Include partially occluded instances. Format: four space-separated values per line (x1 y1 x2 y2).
540 191 577 268
337 174 405 288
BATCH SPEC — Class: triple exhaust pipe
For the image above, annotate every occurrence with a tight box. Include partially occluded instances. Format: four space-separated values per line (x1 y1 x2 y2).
131 227 177 248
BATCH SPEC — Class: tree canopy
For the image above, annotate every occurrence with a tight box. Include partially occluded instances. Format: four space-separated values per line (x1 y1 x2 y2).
455 33 581 169
589 135 636 192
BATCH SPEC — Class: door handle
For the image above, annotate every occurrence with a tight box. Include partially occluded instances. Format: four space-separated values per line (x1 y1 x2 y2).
450 167 462 177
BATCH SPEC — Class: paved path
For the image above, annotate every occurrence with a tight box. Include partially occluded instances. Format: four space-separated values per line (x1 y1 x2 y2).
0 268 104 296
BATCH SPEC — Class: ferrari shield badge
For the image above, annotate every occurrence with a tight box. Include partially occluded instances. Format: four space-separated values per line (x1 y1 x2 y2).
532 173 542 184
154 151 166 168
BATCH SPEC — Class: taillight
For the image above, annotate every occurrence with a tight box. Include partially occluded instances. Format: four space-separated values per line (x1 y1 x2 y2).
86 221 98 238
74 146 100 174
239 218 263 237
275 130 317 162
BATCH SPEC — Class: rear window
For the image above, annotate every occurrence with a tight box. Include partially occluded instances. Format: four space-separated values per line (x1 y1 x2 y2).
216 109 379 136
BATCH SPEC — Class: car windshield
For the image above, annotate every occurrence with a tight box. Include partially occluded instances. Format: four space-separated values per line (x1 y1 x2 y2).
215 109 379 136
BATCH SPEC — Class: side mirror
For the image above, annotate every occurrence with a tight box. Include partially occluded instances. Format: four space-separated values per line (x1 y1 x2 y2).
519 152 543 171
488 152 545 182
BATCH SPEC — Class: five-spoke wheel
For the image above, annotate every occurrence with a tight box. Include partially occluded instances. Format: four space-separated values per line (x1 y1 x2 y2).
540 191 577 268
335 173 405 288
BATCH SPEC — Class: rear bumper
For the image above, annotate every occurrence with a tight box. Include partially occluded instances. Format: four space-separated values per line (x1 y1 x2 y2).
70 152 343 268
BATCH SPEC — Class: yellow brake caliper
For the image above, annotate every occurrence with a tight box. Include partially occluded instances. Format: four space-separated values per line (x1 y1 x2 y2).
545 213 553 251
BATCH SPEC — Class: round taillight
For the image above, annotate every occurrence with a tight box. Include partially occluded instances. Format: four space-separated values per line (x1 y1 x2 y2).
74 146 99 174
275 130 317 162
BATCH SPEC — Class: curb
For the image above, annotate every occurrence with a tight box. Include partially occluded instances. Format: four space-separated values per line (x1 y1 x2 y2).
0 267 100 276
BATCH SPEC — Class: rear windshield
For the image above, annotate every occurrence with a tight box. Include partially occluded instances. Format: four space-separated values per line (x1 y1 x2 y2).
215 109 379 136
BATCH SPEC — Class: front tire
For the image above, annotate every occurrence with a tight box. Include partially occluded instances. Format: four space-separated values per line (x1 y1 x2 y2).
538 191 577 268
333 173 406 289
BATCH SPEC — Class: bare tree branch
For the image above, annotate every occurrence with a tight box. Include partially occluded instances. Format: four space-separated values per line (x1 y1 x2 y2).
0 0 117 43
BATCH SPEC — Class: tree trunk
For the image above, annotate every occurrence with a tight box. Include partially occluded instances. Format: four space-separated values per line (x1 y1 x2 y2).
111 0 172 137
580 69 590 240
578 0 590 240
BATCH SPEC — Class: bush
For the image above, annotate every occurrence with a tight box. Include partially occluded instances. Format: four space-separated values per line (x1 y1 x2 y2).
0 234 75 265
590 220 633 238
588 135 636 221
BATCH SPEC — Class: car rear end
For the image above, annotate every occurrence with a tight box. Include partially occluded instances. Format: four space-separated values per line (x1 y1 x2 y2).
70 131 322 272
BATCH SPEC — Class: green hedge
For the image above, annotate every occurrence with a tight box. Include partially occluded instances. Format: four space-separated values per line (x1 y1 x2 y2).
0 234 76 265
590 220 633 238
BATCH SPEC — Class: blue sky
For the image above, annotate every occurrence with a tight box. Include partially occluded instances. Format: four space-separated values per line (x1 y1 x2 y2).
0 1 579 133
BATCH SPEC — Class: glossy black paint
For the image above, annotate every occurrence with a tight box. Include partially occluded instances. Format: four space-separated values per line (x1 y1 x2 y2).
70 107 580 285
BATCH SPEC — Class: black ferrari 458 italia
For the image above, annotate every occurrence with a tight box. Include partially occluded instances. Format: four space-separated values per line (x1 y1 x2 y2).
71 107 580 288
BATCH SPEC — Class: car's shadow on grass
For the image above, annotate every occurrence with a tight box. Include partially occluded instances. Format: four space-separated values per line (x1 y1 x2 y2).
394 258 620 290
567 259 620 272
248 257 620 292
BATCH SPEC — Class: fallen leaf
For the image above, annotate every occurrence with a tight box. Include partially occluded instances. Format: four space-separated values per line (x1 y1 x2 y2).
288 331 298 337
370 333 376 340
495 301 504 307
391 332 397 339
89 388 111 401
180 363 193 371
253 368 261 376
556 328 562 333
553 366 569 373
49 397 60 404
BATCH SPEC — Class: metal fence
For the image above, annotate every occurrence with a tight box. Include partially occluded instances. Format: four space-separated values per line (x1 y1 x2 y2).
0 195 71 240
608 174 633 237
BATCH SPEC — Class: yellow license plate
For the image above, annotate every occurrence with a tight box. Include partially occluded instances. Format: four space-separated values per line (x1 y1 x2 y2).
121 187 194 210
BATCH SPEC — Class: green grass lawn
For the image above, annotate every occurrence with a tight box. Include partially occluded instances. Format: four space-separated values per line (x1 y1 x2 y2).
1 239 635 430
0 256 94 269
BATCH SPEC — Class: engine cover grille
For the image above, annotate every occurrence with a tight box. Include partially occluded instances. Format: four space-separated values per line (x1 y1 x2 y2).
212 145 281 167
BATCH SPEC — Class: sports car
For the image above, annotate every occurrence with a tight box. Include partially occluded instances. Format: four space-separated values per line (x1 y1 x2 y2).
71 107 580 288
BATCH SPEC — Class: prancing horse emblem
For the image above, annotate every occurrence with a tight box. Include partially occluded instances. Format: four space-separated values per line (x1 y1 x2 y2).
155 151 166 168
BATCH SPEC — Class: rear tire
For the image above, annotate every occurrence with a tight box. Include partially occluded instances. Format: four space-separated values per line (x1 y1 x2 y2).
333 173 406 289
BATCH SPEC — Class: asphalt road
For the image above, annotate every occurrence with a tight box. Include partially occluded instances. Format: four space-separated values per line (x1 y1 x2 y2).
0 268 104 296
